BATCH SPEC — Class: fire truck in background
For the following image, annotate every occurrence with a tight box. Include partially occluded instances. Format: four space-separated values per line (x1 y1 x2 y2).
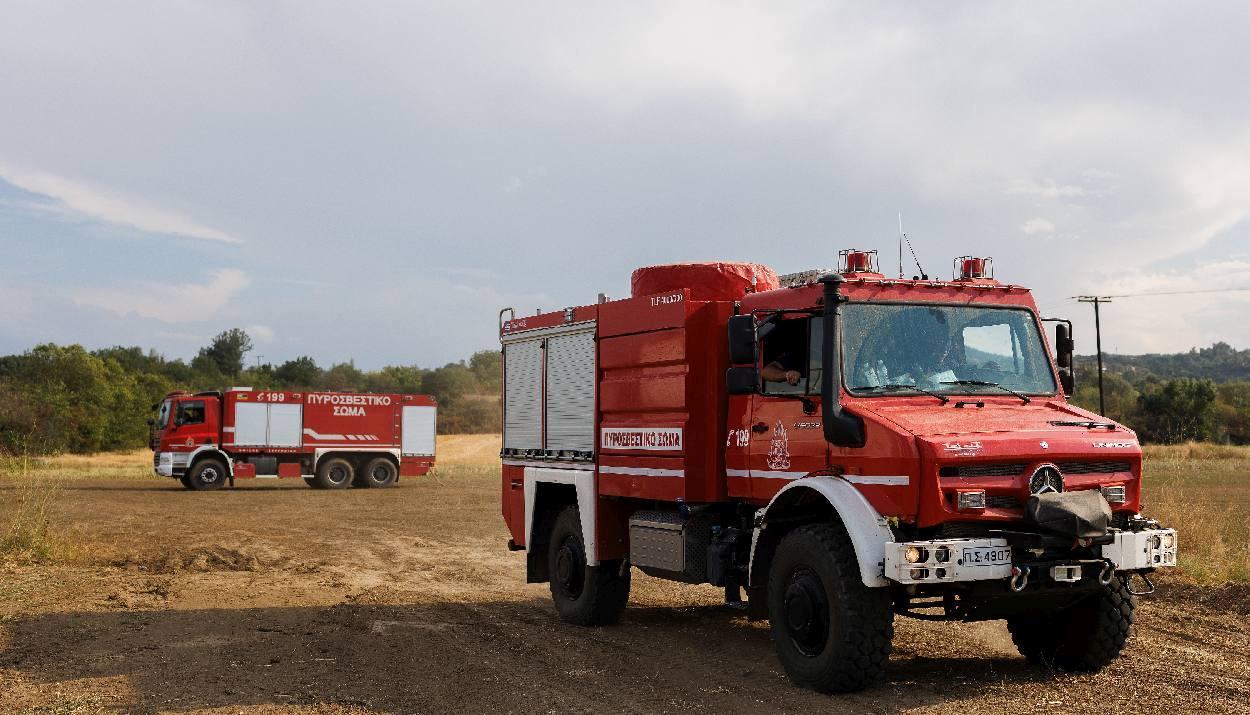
498 253 1176 693
150 389 436 490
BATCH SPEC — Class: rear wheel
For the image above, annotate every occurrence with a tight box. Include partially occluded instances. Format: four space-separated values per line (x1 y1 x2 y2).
186 459 227 491
767 523 894 693
359 457 398 488
1007 576 1136 672
548 505 630 626
313 457 353 489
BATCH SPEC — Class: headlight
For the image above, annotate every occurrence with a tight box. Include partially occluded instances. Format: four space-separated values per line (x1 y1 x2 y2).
905 546 928 564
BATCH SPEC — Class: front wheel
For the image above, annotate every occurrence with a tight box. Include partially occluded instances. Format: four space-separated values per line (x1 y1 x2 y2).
178 474 194 490
767 523 894 693
1007 575 1136 671
185 459 228 491
547 505 630 626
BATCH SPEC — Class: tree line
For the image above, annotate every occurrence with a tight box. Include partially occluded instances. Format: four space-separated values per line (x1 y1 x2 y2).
1072 346 1250 444
3 331 1248 454
0 329 501 455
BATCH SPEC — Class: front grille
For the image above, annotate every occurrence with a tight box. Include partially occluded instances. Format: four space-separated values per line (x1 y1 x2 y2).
939 463 1027 478
985 495 1022 509
1056 461 1133 475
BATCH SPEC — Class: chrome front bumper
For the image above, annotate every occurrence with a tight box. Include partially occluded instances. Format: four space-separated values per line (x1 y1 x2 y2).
883 527 1178 586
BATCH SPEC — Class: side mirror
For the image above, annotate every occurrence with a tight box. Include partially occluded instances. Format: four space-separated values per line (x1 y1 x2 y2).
727 315 758 364
1055 323 1074 369
726 367 759 395
1059 368 1074 396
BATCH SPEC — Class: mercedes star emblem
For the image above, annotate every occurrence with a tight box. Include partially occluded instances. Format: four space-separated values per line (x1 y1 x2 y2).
1029 464 1065 495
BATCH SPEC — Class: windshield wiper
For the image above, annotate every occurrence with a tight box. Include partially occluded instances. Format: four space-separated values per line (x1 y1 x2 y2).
941 379 1030 404
852 383 949 405
1049 420 1116 430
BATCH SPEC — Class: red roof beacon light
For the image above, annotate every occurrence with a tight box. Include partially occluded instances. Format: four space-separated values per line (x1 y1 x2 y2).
839 249 880 275
954 256 993 280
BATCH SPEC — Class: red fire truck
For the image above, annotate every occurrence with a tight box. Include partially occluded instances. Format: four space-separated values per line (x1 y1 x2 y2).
150 389 436 490
499 253 1176 692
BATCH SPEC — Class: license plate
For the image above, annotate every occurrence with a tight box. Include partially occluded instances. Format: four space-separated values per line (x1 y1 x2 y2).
962 546 1011 566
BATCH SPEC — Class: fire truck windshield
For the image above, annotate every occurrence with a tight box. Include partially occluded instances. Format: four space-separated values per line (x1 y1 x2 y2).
843 303 1057 396
154 400 171 430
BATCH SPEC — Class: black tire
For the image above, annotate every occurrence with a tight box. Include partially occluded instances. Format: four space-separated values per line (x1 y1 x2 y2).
303 477 319 489
185 459 228 491
359 457 398 488
767 523 894 693
548 505 630 626
1007 576 1136 672
178 474 194 490
313 457 353 489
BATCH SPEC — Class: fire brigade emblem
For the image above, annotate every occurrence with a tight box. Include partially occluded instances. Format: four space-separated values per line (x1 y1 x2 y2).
767 420 790 470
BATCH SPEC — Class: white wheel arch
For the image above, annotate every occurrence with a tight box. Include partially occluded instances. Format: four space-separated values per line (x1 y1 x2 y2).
750 476 896 588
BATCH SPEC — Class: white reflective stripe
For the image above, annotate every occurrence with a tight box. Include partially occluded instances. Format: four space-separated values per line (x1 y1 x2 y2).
845 475 910 486
727 469 808 479
598 465 684 478
304 428 346 440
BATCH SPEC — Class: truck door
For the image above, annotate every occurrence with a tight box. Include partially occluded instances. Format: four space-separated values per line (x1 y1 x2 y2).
747 316 827 501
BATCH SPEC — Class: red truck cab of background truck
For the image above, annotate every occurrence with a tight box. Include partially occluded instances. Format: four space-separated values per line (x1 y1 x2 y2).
150 388 436 490
499 251 1177 693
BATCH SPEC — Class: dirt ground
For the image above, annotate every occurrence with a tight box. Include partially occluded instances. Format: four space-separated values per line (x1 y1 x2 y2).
2 437 1249 714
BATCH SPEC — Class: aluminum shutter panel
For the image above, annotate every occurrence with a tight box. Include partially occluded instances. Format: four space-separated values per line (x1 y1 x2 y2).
504 340 543 450
402 405 437 456
545 331 595 453
267 403 303 447
233 403 268 446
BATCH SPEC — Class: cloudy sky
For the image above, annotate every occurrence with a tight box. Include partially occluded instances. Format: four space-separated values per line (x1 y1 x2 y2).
2 2 1249 368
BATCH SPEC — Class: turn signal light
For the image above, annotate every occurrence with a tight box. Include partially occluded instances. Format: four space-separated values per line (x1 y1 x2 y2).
957 490 987 510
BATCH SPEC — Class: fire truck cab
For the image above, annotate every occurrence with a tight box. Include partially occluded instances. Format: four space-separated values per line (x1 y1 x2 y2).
499 253 1176 693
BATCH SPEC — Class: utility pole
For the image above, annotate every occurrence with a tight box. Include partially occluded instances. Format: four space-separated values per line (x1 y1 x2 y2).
255 355 265 371
1076 296 1112 415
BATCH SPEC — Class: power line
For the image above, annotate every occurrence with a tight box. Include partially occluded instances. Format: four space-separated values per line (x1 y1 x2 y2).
1069 286 1250 300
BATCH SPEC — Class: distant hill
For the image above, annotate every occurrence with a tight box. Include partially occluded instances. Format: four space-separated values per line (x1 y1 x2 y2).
1075 342 1250 383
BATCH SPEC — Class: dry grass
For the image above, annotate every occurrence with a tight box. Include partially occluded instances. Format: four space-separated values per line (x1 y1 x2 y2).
1143 443 1250 584
2 435 1245 583
0 451 64 564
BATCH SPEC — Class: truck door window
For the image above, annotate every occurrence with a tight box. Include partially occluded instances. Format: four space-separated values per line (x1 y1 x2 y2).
762 317 820 395
176 400 206 426
155 400 172 429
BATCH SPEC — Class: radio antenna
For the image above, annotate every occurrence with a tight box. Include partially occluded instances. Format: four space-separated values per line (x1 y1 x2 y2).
897 212 904 279
898 213 928 279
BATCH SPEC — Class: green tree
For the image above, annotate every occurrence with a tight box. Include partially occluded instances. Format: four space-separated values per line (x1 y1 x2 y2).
422 363 476 407
198 329 253 378
1215 382 1250 445
1135 378 1218 444
274 356 322 388
1072 371 1140 426
469 350 502 393
323 361 364 391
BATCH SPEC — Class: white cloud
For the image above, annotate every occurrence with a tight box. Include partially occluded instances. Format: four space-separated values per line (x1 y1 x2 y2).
247 324 276 343
1021 218 1055 235
0 162 241 243
75 269 249 323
